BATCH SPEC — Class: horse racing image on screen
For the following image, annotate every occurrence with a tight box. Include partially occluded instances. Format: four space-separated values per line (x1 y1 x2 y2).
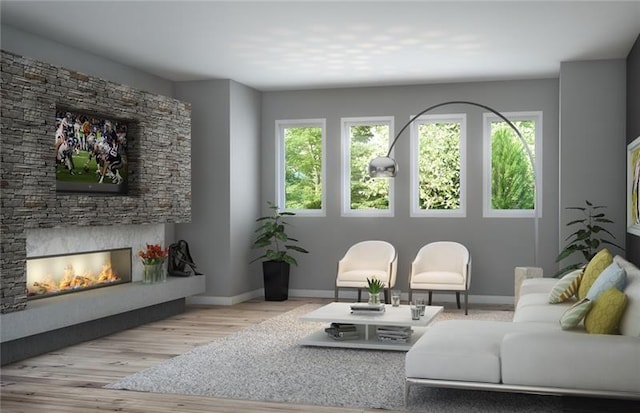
55 110 129 194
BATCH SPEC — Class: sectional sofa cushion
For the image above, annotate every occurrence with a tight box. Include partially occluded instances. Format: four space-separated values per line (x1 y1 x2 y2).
584 287 628 334
405 320 558 384
501 330 640 394
519 277 558 297
578 248 612 300
514 292 575 323
549 269 583 303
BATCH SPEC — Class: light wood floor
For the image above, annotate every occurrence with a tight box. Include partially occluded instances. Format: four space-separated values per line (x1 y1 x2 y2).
1 298 637 413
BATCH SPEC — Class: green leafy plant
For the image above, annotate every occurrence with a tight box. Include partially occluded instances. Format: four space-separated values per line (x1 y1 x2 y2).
251 201 309 266
555 200 623 276
366 277 385 294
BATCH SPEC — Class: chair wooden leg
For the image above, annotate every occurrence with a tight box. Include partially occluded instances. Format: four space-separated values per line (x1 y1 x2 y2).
357 289 361 302
456 292 461 309
465 291 469 315
408 290 412 303
335 287 339 302
428 291 432 305
384 288 390 304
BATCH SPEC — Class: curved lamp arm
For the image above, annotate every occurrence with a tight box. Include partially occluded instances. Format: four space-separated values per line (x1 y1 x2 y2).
368 100 539 266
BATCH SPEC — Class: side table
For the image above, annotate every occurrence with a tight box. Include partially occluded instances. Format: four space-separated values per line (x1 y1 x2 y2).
514 266 543 306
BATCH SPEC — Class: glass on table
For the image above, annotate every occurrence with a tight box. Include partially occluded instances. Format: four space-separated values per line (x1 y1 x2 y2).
409 302 421 320
391 290 401 307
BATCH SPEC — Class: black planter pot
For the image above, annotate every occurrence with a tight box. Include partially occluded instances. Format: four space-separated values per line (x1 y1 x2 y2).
262 260 290 301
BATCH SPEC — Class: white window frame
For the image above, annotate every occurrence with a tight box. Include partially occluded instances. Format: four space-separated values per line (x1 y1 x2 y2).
341 116 395 217
410 113 467 217
275 119 326 217
482 111 542 218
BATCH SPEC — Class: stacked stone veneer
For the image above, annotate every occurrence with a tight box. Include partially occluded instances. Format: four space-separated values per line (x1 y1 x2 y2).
0 50 192 313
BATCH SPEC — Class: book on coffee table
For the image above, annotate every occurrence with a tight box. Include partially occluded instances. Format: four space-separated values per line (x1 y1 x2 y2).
350 303 385 314
327 330 360 340
376 325 413 341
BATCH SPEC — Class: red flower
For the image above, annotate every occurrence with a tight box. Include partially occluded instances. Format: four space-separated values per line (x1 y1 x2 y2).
138 243 169 264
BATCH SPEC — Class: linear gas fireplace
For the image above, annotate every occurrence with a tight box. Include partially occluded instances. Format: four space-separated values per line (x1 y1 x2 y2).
26 248 132 300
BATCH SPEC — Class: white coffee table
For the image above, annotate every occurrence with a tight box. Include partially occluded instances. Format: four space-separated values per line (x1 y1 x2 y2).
299 302 443 351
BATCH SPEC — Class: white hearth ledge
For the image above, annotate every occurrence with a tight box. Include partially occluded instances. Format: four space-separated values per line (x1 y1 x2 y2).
0 275 205 342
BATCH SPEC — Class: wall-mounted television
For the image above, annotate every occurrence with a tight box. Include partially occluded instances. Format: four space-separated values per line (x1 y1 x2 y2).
55 110 129 194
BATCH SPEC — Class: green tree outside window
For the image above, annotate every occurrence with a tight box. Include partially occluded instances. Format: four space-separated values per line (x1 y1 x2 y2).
417 121 461 210
490 120 535 210
283 126 323 210
349 124 390 210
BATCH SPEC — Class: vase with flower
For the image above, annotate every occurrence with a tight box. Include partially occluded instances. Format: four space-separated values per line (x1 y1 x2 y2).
139 243 169 284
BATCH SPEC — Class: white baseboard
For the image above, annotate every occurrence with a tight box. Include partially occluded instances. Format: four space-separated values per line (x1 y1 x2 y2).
188 289 515 306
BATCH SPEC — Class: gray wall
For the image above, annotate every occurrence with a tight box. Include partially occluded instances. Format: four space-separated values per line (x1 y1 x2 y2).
559 60 627 268
174 80 231 296
174 80 262 298
229 81 262 294
0 25 173 97
261 80 560 298
627 35 640 266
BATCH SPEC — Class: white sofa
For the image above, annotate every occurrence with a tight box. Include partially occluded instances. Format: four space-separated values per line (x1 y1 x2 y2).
405 255 640 401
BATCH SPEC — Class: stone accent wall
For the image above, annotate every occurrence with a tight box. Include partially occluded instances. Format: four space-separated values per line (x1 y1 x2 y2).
0 50 192 313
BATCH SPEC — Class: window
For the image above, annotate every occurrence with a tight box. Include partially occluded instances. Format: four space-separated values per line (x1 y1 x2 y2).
410 114 466 217
483 111 542 218
341 117 394 216
276 119 325 215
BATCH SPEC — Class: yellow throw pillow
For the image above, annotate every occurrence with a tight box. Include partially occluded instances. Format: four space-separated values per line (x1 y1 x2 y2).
548 269 583 303
578 248 612 300
584 287 628 334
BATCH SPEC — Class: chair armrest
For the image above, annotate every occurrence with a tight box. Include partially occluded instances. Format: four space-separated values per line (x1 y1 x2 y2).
388 252 398 288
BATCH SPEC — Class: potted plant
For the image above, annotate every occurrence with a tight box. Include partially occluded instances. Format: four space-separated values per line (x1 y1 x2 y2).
555 200 624 277
366 277 385 305
251 201 309 301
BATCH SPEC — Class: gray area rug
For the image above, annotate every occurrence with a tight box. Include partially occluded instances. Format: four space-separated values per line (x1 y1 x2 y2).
106 304 561 412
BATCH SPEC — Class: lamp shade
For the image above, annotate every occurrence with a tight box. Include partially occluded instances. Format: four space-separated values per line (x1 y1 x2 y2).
368 156 398 178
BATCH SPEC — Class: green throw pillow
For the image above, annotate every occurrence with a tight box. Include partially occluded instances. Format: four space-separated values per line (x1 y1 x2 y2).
578 248 612 300
584 287 628 335
559 298 592 330
549 269 583 304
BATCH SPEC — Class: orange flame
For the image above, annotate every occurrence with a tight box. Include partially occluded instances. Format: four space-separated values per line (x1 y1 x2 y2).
28 263 121 297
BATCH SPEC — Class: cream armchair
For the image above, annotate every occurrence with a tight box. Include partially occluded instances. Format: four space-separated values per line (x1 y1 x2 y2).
408 241 471 315
335 240 397 303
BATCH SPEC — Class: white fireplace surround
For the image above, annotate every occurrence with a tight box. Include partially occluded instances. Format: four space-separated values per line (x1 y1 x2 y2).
1 224 205 343
26 224 164 282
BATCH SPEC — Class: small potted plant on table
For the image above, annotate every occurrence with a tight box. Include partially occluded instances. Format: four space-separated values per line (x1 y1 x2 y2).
366 277 385 305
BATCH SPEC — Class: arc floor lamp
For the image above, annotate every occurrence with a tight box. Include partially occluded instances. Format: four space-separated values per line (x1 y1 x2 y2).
368 100 539 266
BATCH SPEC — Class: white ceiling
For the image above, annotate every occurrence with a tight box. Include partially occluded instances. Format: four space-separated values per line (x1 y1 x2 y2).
2 1 639 91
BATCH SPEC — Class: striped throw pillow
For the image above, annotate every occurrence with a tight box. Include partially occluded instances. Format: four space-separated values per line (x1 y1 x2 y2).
559 298 592 330
549 269 583 304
